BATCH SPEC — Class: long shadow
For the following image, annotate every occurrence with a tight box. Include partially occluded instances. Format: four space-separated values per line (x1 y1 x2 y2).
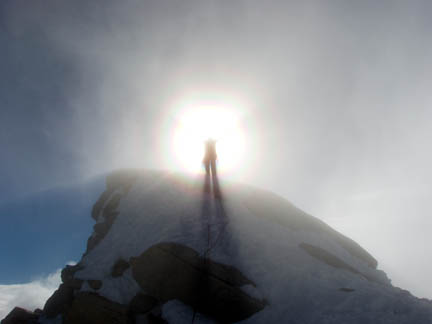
191 165 265 323
200 171 212 251
200 164 229 258
193 165 229 323
208 169 229 255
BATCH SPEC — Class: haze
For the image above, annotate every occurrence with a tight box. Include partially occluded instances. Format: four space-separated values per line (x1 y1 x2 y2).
1 0 431 298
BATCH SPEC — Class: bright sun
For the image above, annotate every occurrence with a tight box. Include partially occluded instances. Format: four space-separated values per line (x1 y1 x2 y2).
172 103 245 174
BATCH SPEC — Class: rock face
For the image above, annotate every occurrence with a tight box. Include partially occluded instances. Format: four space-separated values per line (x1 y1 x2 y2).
3 169 432 324
86 170 137 255
63 293 129 324
111 258 130 277
1 307 39 324
130 242 266 323
299 243 376 282
43 284 75 319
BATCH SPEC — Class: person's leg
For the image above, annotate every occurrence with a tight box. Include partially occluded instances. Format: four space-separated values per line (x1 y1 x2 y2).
210 160 221 199
204 169 211 194
210 160 217 176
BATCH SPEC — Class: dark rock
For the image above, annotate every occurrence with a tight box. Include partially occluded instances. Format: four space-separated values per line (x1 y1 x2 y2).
91 170 138 221
65 278 84 290
63 292 129 324
61 264 84 284
86 194 122 254
146 313 168 324
1 307 39 324
339 288 355 292
86 234 102 253
300 243 381 284
130 242 266 323
61 264 84 290
91 187 115 221
43 283 74 318
300 243 361 275
128 293 168 324
94 221 111 235
129 293 159 315
300 243 382 284
87 170 139 254
103 193 122 218
112 258 130 277
33 309 43 315
88 279 103 290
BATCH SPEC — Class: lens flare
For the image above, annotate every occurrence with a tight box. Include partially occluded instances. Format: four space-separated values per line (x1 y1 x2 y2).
172 104 245 174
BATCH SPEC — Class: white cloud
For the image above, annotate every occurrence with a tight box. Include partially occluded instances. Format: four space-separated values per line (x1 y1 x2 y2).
0 265 69 320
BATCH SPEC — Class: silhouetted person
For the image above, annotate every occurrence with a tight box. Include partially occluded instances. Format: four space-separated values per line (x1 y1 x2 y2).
203 139 217 176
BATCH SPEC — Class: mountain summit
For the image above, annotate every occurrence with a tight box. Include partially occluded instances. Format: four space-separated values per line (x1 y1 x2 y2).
3 170 432 324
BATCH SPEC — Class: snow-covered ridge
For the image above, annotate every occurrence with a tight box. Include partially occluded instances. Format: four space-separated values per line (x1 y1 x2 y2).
4 169 431 324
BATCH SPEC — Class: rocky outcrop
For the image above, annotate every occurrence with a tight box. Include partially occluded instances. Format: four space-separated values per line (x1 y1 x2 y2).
112 258 130 277
129 293 159 315
43 284 75 319
5 170 430 324
38 241 265 324
88 279 102 290
245 189 378 268
128 293 167 323
86 170 138 254
42 263 86 319
91 170 138 221
86 193 121 253
63 292 129 324
130 242 267 323
0 307 39 324
299 243 379 283
61 264 84 289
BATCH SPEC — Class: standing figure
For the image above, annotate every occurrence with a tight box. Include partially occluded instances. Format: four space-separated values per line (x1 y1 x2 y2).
203 138 217 176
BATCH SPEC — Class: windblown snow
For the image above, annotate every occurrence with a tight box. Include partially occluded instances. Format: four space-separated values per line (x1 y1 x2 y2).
49 170 432 323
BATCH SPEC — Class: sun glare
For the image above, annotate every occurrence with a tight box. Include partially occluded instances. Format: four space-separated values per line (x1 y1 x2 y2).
172 101 245 174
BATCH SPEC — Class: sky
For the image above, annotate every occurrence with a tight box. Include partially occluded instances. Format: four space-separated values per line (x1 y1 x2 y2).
0 268 62 319
1 0 432 315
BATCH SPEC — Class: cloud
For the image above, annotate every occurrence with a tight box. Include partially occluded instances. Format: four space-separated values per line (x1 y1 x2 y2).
0 264 74 320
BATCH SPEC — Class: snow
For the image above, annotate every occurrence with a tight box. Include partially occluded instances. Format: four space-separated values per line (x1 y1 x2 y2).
70 170 432 323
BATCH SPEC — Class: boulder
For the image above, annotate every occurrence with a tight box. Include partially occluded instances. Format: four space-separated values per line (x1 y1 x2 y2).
91 187 115 221
1 307 38 324
61 264 84 289
88 279 102 290
63 292 129 324
130 242 266 323
112 258 130 277
43 283 74 318
299 243 378 282
129 293 159 315
86 193 121 254
61 263 83 283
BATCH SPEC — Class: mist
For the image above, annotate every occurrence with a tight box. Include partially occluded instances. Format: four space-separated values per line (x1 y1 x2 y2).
1 0 432 298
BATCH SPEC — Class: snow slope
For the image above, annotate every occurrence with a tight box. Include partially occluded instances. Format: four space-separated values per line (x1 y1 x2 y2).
49 170 432 323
